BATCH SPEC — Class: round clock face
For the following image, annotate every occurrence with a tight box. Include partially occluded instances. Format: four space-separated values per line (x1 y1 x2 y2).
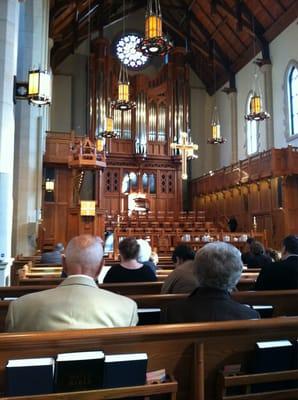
115 33 149 69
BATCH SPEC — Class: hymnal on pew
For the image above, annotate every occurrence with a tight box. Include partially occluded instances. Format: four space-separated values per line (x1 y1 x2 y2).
54 351 105 392
251 340 294 392
137 308 161 325
103 353 148 388
6 357 55 396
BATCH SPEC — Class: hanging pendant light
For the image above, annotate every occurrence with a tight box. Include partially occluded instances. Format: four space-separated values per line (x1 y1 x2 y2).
102 99 117 138
112 0 136 111
244 17 270 122
112 63 136 111
208 105 226 144
245 67 270 121
208 49 226 144
137 0 173 56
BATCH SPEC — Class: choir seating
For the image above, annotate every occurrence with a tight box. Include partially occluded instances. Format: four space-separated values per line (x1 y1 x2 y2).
0 318 297 399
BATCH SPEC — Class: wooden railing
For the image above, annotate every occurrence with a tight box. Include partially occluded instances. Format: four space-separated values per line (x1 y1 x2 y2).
191 147 298 195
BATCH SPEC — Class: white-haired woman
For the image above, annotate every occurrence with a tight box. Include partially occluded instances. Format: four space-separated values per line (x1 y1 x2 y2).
162 242 260 323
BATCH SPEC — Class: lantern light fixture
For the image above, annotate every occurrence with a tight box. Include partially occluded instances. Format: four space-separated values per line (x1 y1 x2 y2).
245 67 270 121
28 69 51 106
208 105 227 144
112 63 136 111
45 178 54 192
112 0 136 111
102 99 117 138
244 16 270 122
14 69 51 106
137 0 173 56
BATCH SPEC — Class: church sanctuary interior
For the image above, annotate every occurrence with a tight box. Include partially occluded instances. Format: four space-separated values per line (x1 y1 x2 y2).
1 0 298 399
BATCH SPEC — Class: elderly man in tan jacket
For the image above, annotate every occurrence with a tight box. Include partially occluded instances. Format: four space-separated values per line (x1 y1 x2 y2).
6 235 138 332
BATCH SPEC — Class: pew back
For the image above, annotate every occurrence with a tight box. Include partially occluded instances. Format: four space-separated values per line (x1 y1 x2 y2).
0 318 296 399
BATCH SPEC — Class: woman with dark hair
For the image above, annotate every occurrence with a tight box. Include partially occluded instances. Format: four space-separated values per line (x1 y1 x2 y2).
103 237 157 283
244 241 272 269
161 244 197 294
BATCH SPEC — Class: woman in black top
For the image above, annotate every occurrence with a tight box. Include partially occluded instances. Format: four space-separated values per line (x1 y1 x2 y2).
103 237 157 283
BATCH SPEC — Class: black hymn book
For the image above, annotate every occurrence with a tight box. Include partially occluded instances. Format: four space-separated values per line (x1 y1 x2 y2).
54 351 105 392
6 357 55 396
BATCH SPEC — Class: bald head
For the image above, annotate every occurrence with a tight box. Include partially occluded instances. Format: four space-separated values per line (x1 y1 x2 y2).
63 235 104 278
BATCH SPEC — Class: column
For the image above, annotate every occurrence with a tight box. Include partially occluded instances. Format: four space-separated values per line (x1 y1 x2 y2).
0 0 19 284
261 63 274 149
12 0 50 255
229 91 238 164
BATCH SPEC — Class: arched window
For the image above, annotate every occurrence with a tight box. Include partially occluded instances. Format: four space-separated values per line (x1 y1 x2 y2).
288 65 298 136
142 173 148 192
246 92 258 155
149 173 156 194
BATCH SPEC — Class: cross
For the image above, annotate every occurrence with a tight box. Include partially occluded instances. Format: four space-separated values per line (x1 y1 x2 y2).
170 132 198 180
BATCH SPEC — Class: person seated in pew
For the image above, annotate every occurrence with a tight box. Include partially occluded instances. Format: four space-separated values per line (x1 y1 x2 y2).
5 235 138 332
241 237 255 265
40 243 64 264
255 235 298 290
162 242 260 323
161 244 197 294
136 239 157 272
244 241 272 269
103 237 157 283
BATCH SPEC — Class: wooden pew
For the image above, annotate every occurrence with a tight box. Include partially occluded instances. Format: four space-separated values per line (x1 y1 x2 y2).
0 318 296 399
0 290 297 333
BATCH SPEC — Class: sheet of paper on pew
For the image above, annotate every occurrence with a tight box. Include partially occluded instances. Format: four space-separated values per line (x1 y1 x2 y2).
6 357 55 396
137 308 161 325
97 266 111 283
54 351 105 392
103 353 148 388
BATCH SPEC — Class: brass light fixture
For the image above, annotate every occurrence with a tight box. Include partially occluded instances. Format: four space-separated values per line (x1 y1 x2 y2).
102 99 117 138
112 0 136 111
137 0 173 56
245 67 270 121
208 105 226 144
45 178 55 192
28 69 51 106
245 17 270 122
112 63 136 111
208 47 226 144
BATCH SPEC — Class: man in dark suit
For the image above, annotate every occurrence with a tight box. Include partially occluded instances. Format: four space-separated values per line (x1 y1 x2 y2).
255 235 298 290
40 243 64 264
162 242 259 323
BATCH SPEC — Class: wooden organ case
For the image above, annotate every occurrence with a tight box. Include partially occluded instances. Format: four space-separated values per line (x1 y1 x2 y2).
90 38 189 215
40 38 190 248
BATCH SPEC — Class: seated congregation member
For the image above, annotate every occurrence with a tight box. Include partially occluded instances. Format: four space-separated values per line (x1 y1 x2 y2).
40 242 64 264
255 235 298 290
161 244 197 294
162 242 259 323
137 239 157 272
241 237 255 265
103 237 157 283
245 241 272 269
6 235 138 332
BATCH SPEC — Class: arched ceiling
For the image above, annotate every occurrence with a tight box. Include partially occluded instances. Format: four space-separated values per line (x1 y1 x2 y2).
49 0 298 93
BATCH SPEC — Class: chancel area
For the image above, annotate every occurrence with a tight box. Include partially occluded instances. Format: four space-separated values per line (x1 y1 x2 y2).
0 0 298 399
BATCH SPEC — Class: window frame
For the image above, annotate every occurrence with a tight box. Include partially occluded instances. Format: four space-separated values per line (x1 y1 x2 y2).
284 60 298 142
